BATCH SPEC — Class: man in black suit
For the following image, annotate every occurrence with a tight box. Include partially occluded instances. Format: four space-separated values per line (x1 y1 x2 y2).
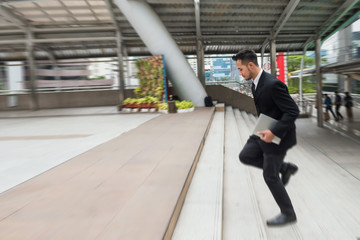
232 49 299 226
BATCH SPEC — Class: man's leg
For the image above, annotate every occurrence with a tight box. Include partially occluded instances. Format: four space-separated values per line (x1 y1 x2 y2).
239 136 263 169
336 105 343 119
329 108 337 119
263 153 296 226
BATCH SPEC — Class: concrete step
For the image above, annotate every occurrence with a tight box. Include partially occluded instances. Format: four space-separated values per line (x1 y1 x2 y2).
234 110 360 239
240 110 255 131
223 107 267 239
172 111 224 240
215 103 225 111
235 111 302 238
233 109 252 143
174 108 360 239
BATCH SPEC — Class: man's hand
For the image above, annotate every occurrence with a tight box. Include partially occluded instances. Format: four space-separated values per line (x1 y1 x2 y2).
257 129 275 143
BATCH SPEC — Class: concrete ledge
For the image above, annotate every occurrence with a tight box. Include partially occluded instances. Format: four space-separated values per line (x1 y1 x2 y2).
0 89 136 111
0 108 215 240
206 85 257 115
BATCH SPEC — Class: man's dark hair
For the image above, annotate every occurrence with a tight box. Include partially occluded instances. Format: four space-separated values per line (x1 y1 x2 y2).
232 49 259 66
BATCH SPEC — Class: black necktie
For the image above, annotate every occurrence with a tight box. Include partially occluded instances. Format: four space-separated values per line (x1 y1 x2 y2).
251 83 256 95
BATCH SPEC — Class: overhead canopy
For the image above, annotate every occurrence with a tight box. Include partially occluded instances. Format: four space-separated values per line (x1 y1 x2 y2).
0 0 359 61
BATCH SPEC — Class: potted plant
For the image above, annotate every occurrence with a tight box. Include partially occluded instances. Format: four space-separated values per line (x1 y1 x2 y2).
158 102 169 114
176 100 195 113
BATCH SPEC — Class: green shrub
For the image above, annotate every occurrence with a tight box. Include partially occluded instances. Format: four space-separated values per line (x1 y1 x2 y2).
175 100 194 109
158 103 168 110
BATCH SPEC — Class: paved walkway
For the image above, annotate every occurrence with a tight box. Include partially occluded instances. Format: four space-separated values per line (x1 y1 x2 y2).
0 107 214 239
309 105 360 143
0 107 159 193
0 106 120 118
0 106 359 239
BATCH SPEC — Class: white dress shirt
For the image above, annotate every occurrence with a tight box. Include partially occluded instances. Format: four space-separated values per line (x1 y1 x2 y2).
252 68 263 90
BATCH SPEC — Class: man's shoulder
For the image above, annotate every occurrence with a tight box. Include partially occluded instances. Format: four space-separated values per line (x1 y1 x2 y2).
262 71 283 86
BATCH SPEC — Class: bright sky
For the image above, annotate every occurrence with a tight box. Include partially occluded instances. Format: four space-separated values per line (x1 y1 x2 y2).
353 18 360 32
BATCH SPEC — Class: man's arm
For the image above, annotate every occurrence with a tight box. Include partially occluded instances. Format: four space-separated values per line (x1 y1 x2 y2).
269 81 299 139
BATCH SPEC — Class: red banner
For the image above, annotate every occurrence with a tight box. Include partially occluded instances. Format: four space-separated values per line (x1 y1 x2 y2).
276 53 285 83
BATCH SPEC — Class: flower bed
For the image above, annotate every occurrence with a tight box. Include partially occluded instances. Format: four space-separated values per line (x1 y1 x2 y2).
123 97 159 111
156 100 195 114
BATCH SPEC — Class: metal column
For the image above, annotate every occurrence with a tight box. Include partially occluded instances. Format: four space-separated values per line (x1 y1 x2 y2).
270 39 277 76
26 31 38 110
116 31 126 110
105 0 126 110
196 40 205 87
261 44 266 69
299 51 305 110
194 0 205 87
315 37 323 127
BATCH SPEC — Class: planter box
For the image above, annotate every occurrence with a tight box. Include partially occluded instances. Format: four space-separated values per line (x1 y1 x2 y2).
177 107 195 113
124 103 139 109
140 103 157 109
158 109 168 114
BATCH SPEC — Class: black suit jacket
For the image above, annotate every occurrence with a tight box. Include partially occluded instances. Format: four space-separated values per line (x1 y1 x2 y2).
252 71 299 153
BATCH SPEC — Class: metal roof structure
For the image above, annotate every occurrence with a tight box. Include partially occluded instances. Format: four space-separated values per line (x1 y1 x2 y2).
0 0 359 61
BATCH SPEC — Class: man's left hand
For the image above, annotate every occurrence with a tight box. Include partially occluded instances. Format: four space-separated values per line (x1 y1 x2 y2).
257 129 275 143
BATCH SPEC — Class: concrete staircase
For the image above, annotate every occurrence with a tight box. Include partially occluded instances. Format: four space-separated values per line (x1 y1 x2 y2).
172 106 267 239
172 106 360 239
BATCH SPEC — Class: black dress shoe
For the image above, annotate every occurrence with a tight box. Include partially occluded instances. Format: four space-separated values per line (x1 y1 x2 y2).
282 163 298 186
266 213 297 226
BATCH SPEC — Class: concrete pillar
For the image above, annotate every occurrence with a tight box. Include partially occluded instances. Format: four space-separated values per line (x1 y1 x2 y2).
116 30 125 109
26 31 38 110
315 37 323 127
196 39 205 87
261 45 265 69
113 0 207 106
299 52 305 109
270 39 276 76
345 75 352 92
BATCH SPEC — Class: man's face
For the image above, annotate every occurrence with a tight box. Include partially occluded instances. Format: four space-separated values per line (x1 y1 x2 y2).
236 60 252 81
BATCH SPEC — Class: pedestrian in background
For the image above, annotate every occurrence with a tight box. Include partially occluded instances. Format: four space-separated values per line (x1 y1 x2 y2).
334 91 343 120
324 94 337 121
344 92 353 121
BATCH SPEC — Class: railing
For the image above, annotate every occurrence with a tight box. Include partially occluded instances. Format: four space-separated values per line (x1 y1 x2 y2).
293 93 360 117
206 80 253 97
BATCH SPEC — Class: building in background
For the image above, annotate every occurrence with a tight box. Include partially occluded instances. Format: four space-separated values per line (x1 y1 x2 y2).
33 59 114 89
212 57 231 81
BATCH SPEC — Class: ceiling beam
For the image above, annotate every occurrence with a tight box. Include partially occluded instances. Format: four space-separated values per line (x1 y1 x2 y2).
194 0 201 40
259 0 300 53
271 0 300 39
0 36 116 45
318 0 359 38
0 5 28 30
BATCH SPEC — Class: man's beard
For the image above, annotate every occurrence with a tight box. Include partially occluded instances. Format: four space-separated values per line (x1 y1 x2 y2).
245 65 252 81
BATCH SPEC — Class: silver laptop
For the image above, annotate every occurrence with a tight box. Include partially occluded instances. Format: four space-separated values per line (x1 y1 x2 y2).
252 113 281 145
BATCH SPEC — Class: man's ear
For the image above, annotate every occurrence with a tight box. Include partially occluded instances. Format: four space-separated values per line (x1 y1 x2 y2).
248 62 255 69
